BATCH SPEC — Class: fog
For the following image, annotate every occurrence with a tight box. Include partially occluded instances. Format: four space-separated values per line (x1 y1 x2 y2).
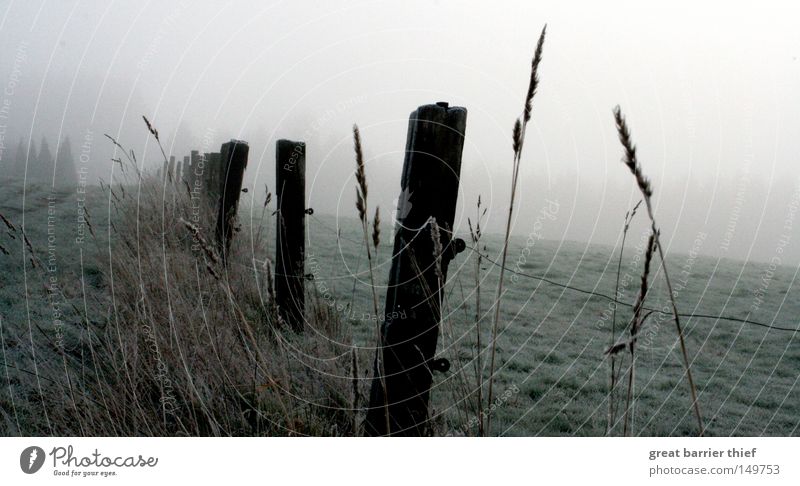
1 0 798 264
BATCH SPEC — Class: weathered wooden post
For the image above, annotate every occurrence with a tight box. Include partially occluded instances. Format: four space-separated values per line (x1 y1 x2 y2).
183 155 194 183
202 152 211 194
215 140 249 260
365 102 467 436
176 158 184 187
275 139 306 332
212 152 222 197
205 151 222 198
188 151 198 187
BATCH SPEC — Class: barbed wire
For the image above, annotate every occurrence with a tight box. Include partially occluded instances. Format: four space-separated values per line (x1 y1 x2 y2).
465 244 800 333
300 215 800 333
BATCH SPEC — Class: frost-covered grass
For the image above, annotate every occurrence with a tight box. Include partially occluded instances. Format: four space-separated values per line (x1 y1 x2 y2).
2 176 798 436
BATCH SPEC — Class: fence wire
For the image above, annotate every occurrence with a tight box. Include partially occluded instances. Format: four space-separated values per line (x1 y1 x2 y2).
303 214 800 334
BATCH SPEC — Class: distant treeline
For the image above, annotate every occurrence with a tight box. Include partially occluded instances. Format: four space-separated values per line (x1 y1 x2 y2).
1 136 78 186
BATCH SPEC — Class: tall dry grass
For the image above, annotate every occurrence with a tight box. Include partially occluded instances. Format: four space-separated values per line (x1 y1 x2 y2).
612 106 704 435
6 126 356 436
607 199 641 435
486 24 547 436
351 124 389 434
621 230 656 436
467 197 487 436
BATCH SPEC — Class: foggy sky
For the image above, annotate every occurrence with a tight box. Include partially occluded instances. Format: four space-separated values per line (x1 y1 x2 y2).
0 0 798 264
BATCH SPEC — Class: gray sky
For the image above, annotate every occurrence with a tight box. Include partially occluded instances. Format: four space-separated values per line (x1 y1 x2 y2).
0 0 798 264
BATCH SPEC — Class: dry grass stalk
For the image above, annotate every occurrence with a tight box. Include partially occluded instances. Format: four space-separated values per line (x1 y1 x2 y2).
265 258 276 306
179 217 219 265
607 199 641 435
353 125 368 223
104 134 141 180
351 347 360 435
252 184 273 266
486 24 546 436
613 105 704 435
467 196 487 436
372 206 380 249
83 206 97 239
0 212 17 232
22 230 38 268
622 231 655 436
523 29 546 124
351 124 389 434
142 115 170 170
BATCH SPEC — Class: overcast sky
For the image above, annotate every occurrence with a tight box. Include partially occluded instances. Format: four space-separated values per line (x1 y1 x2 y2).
0 0 798 264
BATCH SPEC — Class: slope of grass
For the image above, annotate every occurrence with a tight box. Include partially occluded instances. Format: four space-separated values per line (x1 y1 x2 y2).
0 176 355 436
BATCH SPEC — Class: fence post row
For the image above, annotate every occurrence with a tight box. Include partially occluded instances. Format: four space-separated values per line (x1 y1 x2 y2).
365 102 468 436
215 139 249 260
275 139 307 332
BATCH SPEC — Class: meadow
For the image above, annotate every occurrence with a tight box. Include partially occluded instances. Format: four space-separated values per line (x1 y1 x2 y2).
2 175 798 436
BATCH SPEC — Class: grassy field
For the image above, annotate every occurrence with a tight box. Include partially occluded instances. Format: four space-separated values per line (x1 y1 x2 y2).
1 176 799 436
309 211 800 436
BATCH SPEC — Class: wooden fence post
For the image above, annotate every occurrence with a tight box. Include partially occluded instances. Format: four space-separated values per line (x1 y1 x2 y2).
275 139 306 332
201 152 211 195
215 139 249 260
176 158 184 187
365 102 467 436
189 150 200 188
206 151 222 198
182 155 192 185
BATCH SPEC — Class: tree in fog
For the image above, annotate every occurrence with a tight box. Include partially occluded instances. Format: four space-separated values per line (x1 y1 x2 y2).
12 139 27 179
34 136 53 182
55 136 78 187
13 138 38 181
